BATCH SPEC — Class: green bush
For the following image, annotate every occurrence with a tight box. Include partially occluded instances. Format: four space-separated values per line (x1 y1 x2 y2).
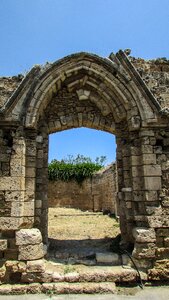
48 155 106 183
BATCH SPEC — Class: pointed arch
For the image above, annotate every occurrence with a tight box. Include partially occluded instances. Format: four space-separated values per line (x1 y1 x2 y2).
1 51 162 132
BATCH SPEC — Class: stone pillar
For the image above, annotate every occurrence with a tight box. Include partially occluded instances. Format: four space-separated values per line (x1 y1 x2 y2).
16 228 44 261
116 135 134 245
34 124 49 244
131 129 162 270
0 127 26 260
23 129 37 227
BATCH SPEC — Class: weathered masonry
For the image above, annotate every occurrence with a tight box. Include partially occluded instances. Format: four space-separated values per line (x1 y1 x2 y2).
48 163 117 213
0 51 169 282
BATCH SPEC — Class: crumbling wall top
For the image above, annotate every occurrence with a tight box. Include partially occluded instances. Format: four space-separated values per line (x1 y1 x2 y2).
0 75 23 109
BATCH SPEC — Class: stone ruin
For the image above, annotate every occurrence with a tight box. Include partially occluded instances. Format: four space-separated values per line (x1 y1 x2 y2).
0 50 169 285
48 163 117 213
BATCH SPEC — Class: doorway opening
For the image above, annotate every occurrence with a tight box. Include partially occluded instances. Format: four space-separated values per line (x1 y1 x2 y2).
47 128 120 265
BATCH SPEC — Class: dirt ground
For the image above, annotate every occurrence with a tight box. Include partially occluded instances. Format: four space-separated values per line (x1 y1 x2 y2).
48 207 120 263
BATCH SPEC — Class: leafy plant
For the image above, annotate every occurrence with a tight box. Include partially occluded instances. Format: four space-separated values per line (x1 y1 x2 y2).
48 154 106 183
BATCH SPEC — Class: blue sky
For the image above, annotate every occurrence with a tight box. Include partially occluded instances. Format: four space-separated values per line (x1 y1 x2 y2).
0 0 169 164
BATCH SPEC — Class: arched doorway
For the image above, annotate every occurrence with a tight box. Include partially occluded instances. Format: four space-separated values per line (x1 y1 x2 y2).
21 52 162 265
1 51 167 274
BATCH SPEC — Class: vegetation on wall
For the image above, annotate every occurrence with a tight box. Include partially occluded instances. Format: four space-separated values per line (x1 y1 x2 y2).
48 154 106 183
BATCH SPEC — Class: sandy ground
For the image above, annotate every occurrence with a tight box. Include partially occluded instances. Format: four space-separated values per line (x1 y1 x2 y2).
48 207 120 261
48 207 120 240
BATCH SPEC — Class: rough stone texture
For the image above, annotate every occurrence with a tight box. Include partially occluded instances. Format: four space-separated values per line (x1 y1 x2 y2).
48 163 117 213
26 259 45 273
0 76 23 108
132 227 156 243
0 51 169 283
18 243 44 261
130 57 169 109
16 229 42 246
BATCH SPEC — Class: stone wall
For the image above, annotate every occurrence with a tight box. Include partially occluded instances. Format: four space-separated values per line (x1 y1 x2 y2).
0 76 23 108
48 163 117 213
131 57 169 108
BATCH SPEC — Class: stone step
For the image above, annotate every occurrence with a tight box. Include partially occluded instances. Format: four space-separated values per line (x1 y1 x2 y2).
62 268 138 283
0 282 116 295
42 282 116 294
21 265 141 284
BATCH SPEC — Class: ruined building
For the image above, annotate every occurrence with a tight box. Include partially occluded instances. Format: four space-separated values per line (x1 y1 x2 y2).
0 50 169 284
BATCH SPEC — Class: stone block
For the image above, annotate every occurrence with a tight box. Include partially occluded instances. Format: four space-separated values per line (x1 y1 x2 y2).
143 165 161 176
142 154 156 164
64 272 80 283
26 283 42 294
10 159 22 176
132 177 143 190
23 201 35 217
131 166 143 177
25 177 35 191
52 272 65 282
0 239 7 251
0 217 23 230
132 227 156 243
141 144 153 154
25 167 36 177
157 228 169 237
130 146 141 156
18 243 44 260
11 285 27 294
0 285 12 294
124 192 132 201
5 191 24 202
39 270 54 283
133 191 145 202
156 248 169 260
27 259 45 272
132 242 156 259
26 156 36 167
140 130 155 137
16 228 42 246
131 155 142 166
131 258 153 270
21 271 43 283
147 215 163 228
11 201 23 217
0 177 21 191
144 177 161 191
96 252 119 265
22 216 34 228
145 191 158 201
5 260 26 273
26 141 36 157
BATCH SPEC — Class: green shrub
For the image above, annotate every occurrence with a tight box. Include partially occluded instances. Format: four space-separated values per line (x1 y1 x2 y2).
48 155 106 183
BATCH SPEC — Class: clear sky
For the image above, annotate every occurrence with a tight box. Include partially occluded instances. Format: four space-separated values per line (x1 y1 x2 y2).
0 0 169 164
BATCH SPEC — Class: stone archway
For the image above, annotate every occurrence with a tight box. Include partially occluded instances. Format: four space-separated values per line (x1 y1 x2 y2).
0 51 169 282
